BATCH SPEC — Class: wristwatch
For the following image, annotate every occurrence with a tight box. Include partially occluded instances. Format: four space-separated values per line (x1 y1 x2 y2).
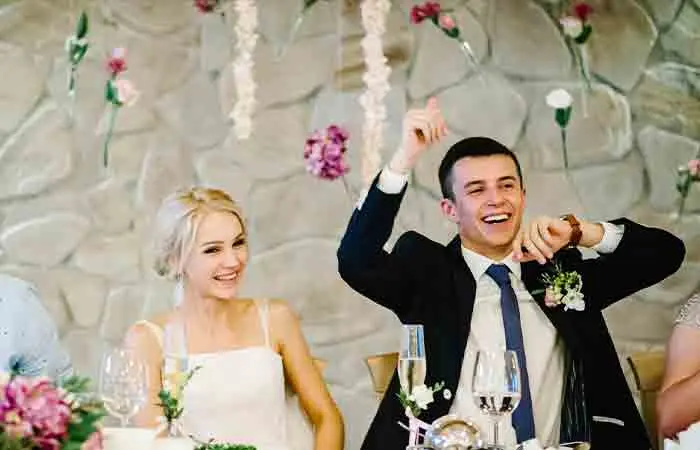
561 214 582 247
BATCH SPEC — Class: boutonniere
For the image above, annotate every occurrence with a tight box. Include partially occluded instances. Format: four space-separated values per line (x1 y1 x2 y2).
397 381 448 417
537 261 585 311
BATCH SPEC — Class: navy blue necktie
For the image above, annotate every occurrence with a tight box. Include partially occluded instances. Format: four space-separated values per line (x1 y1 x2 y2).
486 264 536 443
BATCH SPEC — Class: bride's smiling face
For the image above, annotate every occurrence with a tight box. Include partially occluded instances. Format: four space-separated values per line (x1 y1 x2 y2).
183 210 249 300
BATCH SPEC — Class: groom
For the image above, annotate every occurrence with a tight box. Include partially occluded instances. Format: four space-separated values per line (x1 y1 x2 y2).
337 98 685 449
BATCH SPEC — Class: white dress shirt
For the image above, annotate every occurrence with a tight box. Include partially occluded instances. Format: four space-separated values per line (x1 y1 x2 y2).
374 166 624 447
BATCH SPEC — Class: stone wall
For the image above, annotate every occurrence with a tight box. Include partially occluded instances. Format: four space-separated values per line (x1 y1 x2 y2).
0 0 698 447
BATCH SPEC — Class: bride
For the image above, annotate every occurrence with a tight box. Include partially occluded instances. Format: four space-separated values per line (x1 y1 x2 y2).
125 187 344 450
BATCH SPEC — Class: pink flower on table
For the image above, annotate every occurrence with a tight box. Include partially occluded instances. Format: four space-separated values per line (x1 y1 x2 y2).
106 47 127 75
81 430 104 450
573 2 593 22
0 377 72 448
410 1 441 24
438 14 456 31
304 125 350 181
688 159 700 177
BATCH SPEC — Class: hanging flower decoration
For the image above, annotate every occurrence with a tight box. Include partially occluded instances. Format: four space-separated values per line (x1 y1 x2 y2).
358 0 392 187
101 48 139 167
546 89 573 170
409 1 480 72
304 125 351 181
65 11 89 101
676 153 700 218
277 0 325 60
560 2 594 116
228 0 258 140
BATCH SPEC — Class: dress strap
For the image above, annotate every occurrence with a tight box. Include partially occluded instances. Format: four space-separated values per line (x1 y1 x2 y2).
134 319 164 349
255 299 271 348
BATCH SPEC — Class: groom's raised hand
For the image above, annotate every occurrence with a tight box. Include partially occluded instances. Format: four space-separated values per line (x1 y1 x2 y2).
389 97 448 175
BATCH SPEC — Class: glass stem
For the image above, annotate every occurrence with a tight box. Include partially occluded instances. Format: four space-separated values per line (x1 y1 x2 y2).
492 418 499 447
120 415 128 428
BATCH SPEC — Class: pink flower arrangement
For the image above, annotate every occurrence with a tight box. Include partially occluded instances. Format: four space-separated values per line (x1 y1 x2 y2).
0 375 105 450
573 2 593 22
304 125 350 181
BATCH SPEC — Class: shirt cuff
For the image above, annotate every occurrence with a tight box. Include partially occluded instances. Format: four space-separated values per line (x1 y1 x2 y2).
591 222 625 254
377 166 409 194
356 166 409 210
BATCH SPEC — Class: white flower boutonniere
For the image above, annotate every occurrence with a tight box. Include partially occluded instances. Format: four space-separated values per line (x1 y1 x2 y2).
541 262 585 312
397 381 445 417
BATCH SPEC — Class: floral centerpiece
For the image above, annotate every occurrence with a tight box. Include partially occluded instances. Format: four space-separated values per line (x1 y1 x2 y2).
0 374 105 450
303 124 353 198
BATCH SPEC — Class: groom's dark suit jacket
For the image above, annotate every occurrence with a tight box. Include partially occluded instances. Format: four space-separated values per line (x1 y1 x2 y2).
337 178 685 450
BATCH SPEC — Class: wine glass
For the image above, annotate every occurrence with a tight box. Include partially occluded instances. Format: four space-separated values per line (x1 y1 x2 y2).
99 346 148 427
399 324 426 396
471 350 521 449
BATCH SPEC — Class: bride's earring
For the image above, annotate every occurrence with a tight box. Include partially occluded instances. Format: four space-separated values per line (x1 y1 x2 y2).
173 276 184 307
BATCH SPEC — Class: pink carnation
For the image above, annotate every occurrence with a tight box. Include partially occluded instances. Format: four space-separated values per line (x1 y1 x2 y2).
0 377 72 449
106 48 127 76
304 125 350 181
194 0 218 13
410 1 441 24
438 14 456 31
688 159 700 177
573 2 593 22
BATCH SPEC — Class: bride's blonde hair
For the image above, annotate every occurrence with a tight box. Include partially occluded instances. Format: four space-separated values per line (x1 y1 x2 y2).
152 187 247 279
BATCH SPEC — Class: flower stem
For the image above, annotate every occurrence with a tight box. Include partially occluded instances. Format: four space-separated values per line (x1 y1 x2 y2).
561 127 569 170
103 105 119 167
575 44 592 117
276 7 308 60
341 175 355 205
458 40 485 85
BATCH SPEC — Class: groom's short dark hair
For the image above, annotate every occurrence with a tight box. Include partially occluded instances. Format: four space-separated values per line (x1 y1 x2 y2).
438 137 523 201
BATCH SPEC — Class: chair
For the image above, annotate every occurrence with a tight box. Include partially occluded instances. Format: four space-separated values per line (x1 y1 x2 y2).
627 350 666 450
365 352 399 399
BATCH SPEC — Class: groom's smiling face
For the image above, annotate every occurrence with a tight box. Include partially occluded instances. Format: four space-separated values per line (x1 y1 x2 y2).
440 155 525 260
183 210 249 301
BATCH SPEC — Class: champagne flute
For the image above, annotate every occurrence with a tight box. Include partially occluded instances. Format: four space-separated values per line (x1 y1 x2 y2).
99 346 148 427
471 350 521 449
399 324 427 396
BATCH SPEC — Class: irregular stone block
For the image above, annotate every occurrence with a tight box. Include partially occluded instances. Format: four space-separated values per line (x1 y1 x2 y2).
0 212 90 267
73 233 142 283
0 104 73 200
524 82 632 169
54 268 107 329
638 126 700 213
586 0 657 91
438 72 527 149
490 0 571 79
661 2 700 66
630 63 700 140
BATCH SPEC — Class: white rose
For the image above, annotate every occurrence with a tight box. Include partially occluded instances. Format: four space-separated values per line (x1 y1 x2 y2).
563 291 585 311
546 88 573 109
443 388 452 400
409 384 434 410
560 16 583 38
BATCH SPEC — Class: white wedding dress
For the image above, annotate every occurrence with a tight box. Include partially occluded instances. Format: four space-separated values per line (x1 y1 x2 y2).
139 300 311 450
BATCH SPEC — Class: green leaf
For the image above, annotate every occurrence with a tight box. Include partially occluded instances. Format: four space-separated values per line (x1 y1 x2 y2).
574 24 592 45
443 27 460 39
76 11 89 39
555 107 572 128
